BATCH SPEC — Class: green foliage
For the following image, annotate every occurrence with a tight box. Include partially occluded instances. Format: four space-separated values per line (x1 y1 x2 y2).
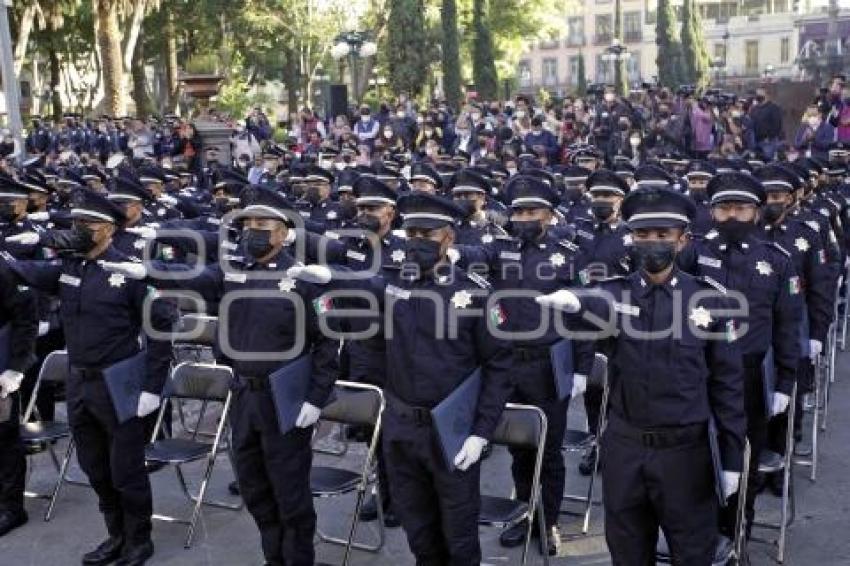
656 0 684 88
681 0 711 88
216 76 272 118
386 0 430 96
441 0 462 109
184 53 220 75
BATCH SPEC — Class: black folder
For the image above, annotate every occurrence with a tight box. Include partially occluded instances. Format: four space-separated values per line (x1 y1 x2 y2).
549 339 575 400
269 353 314 435
103 349 147 424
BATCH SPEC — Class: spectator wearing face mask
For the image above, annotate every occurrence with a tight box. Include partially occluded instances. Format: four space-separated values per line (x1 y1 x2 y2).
828 86 850 143
689 97 716 160
524 116 559 163
794 106 835 161
230 121 262 166
414 118 443 150
749 87 783 159
390 104 416 147
354 106 381 151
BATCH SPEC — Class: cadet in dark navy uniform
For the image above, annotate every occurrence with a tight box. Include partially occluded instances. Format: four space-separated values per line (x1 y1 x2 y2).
2 191 176 566
684 160 717 237
538 185 746 566
102 186 339 566
449 169 508 245
678 172 801 538
301 165 343 231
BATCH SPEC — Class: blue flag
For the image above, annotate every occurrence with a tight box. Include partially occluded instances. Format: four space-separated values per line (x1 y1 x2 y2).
549 339 575 400
269 353 313 435
103 350 147 424
431 368 482 471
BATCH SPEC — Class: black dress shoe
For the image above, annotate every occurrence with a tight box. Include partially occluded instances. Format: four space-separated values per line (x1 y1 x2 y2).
499 519 530 548
0 509 27 537
539 525 561 556
82 537 124 565
115 541 154 566
383 509 401 528
767 472 785 497
578 446 597 476
228 480 240 496
358 494 379 522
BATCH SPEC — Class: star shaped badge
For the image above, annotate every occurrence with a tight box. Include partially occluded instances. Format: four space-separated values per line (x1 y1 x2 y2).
108 273 126 288
326 210 338 220
451 290 473 309
794 237 810 252
391 249 406 263
689 306 713 328
481 233 494 244
133 239 146 250
756 260 773 276
623 234 632 246
549 252 566 267
278 277 297 293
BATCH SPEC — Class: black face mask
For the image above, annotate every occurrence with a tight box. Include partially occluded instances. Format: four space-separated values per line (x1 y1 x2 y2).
242 228 274 259
591 201 615 221
340 200 357 220
715 218 755 243
563 187 583 203
213 197 236 216
762 203 786 224
630 241 678 274
405 237 442 272
510 219 544 242
0 202 18 222
69 224 96 252
356 213 381 235
305 187 322 205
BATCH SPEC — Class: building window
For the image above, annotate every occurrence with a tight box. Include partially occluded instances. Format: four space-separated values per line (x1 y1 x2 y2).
596 54 612 84
780 37 790 63
714 43 726 64
518 61 532 88
626 51 641 83
595 14 613 45
569 56 581 86
543 58 559 87
745 40 759 74
624 11 642 42
567 17 585 47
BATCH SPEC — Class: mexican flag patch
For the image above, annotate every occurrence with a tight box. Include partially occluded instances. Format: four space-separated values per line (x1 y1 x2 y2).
489 303 507 326
818 249 827 264
726 320 738 343
313 296 333 314
788 276 801 295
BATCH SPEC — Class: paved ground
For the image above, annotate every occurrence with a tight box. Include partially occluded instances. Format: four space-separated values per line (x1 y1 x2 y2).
2 351 849 566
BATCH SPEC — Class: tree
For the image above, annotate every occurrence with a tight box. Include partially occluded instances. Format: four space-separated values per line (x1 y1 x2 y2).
681 0 711 87
472 0 498 99
440 0 462 109
385 0 429 96
655 0 683 88
576 50 587 96
613 0 628 96
95 0 125 115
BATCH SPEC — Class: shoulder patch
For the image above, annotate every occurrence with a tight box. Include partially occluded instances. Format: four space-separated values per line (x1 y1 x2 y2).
704 229 719 240
767 241 792 258
558 239 579 252
465 270 492 289
697 276 727 294
804 220 821 233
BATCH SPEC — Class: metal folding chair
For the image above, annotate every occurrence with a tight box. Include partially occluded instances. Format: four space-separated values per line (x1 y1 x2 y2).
146 361 240 548
20 350 88 521
561 352 608 534
480 403 550 566
797 354 825 481
311 381 385 566
172 314 221 438
752 382 798 563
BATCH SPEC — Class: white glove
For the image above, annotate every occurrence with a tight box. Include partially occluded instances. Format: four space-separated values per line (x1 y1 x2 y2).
286 264 332 284
38 321 50 337
446 247 460 264
126 226 157 240
771 392 791 415
295 402 322 428
0 370 24 398
98 261 147 280
454 435 488 471
809 339 823 360
572 373 587 398
27 211 50 222
136 392 161 418
6 232 40 245
535 290 581 313
722 470 741 500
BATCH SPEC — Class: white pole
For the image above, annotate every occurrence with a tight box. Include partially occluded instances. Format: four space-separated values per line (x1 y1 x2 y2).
0 0 26 165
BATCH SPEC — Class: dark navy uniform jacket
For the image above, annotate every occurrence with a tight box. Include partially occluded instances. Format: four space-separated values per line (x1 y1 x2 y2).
573 219 633 284
678 231 801 395
0 260 38 374
4 246 176 393
574 269 745 471
149 246 339 408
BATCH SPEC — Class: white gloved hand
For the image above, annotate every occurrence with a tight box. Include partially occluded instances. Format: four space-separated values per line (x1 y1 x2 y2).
722 470 741 500
446 247 460 264
126 226 157 240
535 290 581 313
136 392 161 418
771 392 791 415
6 232 40 245
38 321 50 337
809 339 823 360
0 370 24 398
286 264 332 284
295 402 322 428
454 435 488 471
571 373 588 398
27 211 50 222
98 261 147 280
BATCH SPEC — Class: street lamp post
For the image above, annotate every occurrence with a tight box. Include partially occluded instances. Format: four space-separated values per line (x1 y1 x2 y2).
604 39 631 95
331 31 377 105
0 0 25 164
709 57 726 87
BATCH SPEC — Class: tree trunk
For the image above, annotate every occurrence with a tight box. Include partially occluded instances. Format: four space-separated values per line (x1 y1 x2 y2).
440 0 462 110
283 47 299 116
163 10 179 113
131 31 151 119
13 4 36 74
47 30 63 121
96 0 125 116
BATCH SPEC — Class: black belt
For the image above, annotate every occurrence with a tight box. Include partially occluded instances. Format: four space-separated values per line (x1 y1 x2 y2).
386 393 432 426
607 414 707 449
513 344 550 362
71 366 104 382
240 375 269 391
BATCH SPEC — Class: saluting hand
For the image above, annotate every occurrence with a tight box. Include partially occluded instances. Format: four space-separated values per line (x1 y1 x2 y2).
286 264 332 285
98 260 147 280
125 226 157 240
5 232 40 245
534 290 581 313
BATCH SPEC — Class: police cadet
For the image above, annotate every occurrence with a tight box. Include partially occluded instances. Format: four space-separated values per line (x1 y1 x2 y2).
685 160 718 237
2 190 176 565
302 165 344 231
359 193 513 565
449 169 508 245
556 165 593 225
677 171 801 538
0 195 38 538
537 185 746 565
409 162 443 194
102 185 339 566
